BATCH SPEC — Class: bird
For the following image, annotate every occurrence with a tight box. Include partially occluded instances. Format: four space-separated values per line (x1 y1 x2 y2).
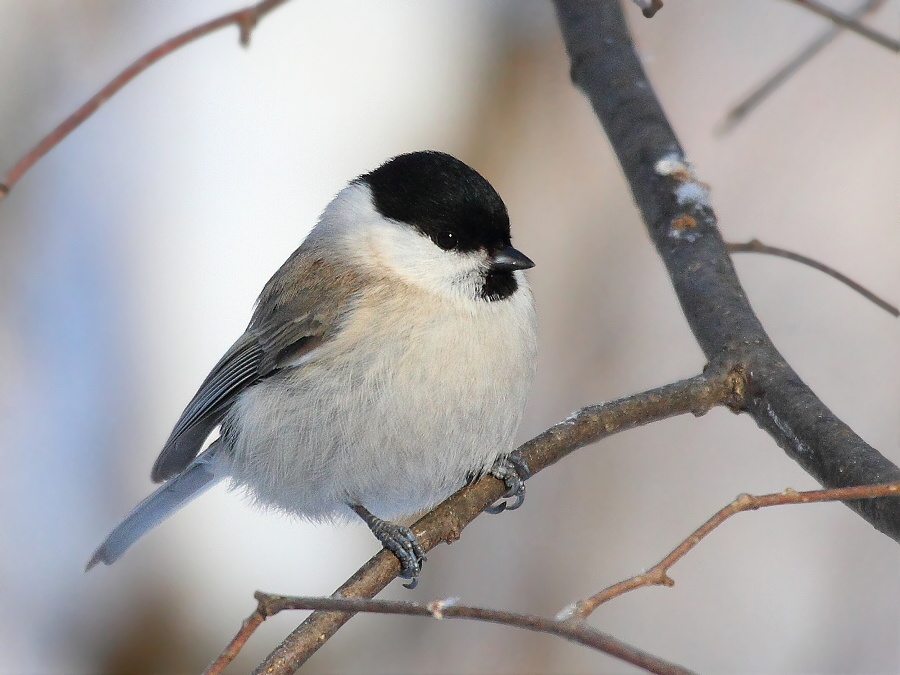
87 150 538 586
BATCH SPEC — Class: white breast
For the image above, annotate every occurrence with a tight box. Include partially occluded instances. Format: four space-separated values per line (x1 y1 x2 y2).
222 276 537 521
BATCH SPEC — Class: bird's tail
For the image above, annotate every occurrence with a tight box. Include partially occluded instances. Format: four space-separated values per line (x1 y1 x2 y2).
86 445 223 571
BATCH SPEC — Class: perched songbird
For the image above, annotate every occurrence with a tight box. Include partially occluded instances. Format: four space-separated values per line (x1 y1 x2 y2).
87 151 538 585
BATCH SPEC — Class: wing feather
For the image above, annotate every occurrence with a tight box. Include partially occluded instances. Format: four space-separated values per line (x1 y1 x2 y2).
151 335 264 482
149 247 364 483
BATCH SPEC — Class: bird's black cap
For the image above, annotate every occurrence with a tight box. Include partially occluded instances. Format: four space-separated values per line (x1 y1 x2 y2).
360 151 512 255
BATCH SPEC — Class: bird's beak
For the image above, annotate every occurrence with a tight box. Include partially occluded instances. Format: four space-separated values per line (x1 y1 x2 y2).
491 246 535 271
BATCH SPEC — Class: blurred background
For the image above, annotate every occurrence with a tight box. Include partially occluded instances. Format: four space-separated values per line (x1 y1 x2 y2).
1 1 898 673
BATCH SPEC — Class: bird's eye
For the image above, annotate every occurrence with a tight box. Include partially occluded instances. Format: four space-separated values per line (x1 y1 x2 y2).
435 231 458 250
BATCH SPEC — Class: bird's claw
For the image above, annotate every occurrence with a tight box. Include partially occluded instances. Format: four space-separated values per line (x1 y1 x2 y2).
377 522 427 588
486 454 530 514
354 505 426 589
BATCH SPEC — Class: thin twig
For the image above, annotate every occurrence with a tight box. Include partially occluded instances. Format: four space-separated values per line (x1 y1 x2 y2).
718 0 887 134
209 593 696 675
727 239 899 317
204 608 266 675
570 481 900 619
787 0 900 52
249 368 744 674
0 0 293 201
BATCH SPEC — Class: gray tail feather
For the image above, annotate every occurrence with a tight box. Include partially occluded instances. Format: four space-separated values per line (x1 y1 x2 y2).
86 446 223 571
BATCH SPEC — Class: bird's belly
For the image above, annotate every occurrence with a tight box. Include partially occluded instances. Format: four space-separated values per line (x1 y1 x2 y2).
221 303 535 520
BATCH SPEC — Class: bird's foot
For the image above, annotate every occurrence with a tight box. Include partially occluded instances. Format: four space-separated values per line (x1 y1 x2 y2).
485 453 531 514
352 505 427 589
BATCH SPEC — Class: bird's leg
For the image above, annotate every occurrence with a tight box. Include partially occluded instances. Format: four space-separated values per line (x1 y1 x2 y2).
485 453 531 514
351 504 427 589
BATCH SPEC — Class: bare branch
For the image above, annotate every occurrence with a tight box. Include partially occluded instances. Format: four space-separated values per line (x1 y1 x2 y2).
570 481 900 619
727 239 899 317
209 593 696 675
0 0 293 201
552 0 900 541
718 0 887 134
204 609 266 675
786 0 900 52
216 480 900 673
250 368 743 673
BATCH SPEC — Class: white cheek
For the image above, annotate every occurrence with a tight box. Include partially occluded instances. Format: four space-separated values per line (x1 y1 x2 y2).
351 219 482 300
308 182 487 300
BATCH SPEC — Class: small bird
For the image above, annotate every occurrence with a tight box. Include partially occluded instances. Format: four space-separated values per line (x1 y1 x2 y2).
87 151 537 585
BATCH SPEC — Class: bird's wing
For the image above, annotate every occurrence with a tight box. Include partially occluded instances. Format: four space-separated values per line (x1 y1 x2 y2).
150 248 364 482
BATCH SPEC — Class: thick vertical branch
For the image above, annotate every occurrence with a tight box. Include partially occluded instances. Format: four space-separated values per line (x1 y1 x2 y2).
551 0 900 540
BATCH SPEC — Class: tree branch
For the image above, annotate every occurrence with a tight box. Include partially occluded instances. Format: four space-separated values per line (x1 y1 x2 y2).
727 239 899 317
786 0 900 52
249 368 743 673
552 0 900 541
209 593 696 675
569 481 900 619
717 0 888 134
220 479 900 674
0 0 293 201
